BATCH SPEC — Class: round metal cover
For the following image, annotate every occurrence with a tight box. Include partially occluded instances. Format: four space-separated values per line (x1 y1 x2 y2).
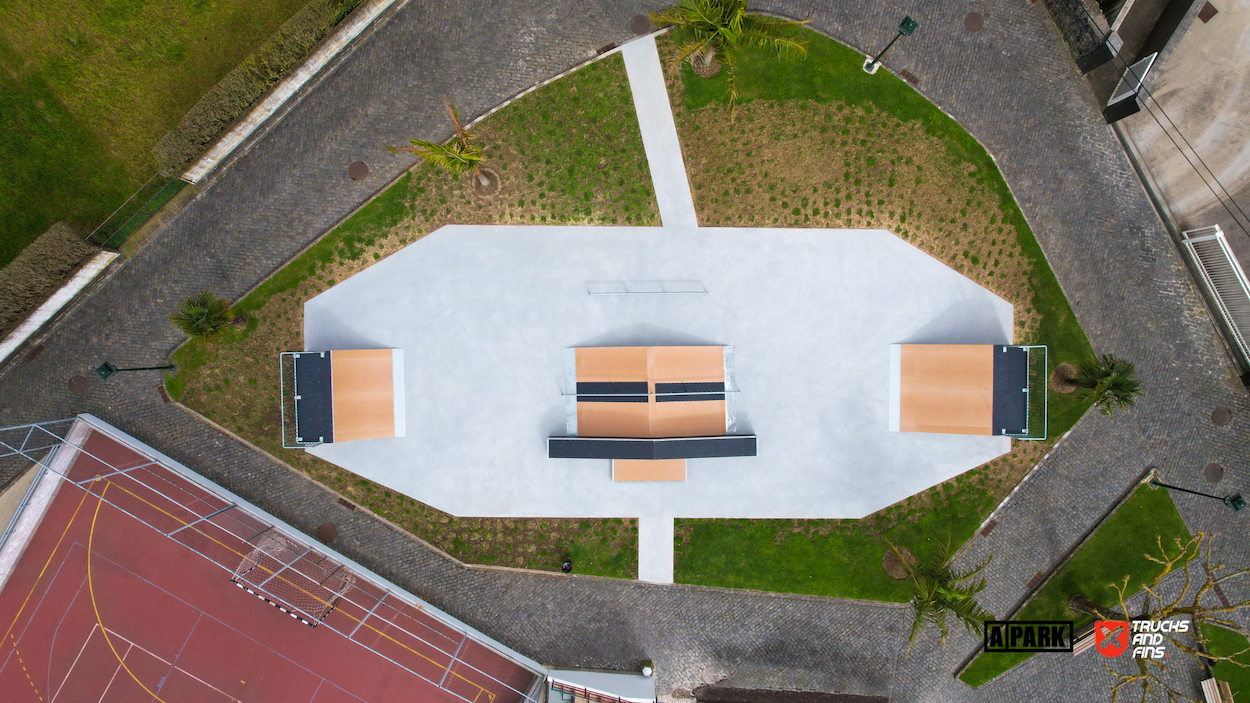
348 161 370 181
316 522 338 543
964 12 984 32
631 14 650 35
1204 463 1224 483
68 375 89 396
1212 407 1232 426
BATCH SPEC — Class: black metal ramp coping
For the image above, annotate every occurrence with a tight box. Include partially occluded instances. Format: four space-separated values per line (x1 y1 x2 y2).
548 435 757 460
655 382 726 402
294 352 334 443
992 346 1028 436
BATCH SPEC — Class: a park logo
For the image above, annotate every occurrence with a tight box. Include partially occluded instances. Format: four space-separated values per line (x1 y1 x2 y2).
1096 619 1189 659
983 621 1074 653
1094 620 1130 658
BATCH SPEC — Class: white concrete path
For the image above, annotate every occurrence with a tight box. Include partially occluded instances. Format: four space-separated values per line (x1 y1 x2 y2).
638 516 675 583
621 36 698 228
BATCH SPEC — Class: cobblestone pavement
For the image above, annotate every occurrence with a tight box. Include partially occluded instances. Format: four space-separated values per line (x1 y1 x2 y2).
1 0 1248 700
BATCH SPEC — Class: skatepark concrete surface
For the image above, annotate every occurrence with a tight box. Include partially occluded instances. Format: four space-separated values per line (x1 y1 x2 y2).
304 224 1013 578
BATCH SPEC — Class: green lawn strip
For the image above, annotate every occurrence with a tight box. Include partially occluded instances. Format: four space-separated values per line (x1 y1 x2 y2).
0 0 311 267
168 55 651 578
959 484 1192 687
675 471 1002 601
680 28 1094 436
1202 624 1250 697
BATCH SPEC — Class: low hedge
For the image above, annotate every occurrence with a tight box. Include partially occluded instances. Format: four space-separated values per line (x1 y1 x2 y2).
154 0 365 176
0 222 98 340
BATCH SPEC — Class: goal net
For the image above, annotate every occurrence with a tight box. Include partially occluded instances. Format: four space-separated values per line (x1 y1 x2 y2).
232 531 355 626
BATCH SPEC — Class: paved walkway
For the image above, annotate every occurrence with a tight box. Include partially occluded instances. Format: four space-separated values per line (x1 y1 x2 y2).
622 36 699 227
0 0 1247 701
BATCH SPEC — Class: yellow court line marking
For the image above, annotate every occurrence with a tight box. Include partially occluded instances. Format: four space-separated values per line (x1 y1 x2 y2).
87 483 170 703
0 487 94 648
8 633 45 701
97 478 502 703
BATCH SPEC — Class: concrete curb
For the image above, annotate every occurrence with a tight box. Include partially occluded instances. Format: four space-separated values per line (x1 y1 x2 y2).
0 252 119 368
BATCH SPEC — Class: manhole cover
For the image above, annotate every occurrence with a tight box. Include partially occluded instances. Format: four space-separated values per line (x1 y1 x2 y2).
1205 463 1224 483
316 522 338 543
68 375 89 396
1212 407 1232 426
348 161 370 181
630 14 651 35
965 12 985 32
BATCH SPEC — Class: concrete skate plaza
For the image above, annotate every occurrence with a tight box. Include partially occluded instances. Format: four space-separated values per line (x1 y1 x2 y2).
305 224 1013 523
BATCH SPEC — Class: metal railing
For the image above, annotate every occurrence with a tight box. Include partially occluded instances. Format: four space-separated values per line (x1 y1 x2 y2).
1180 226 1250 368
0 417 545 703
86 175 187 249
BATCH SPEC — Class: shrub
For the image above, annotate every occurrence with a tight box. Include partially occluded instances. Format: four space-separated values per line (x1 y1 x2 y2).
171 293 235 340
0 222 98 339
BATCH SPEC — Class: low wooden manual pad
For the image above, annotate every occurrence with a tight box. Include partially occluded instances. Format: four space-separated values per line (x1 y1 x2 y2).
332 349 395 443
613 458 686 482
898 345 994 435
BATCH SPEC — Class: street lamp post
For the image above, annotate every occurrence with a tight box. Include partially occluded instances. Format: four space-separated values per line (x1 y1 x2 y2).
96 361 176 381
1149 478 1246 512
864 16 920 74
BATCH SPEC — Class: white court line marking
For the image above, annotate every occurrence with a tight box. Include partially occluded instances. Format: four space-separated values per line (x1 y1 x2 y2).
52 622 98 703
102 628 242 703
51 622 243 703
94 643 132 703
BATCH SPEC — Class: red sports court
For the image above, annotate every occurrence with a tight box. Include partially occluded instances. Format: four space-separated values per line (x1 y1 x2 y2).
0 416 543 703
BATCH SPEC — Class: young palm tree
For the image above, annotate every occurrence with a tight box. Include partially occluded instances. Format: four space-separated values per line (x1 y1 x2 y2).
1074 353 1142 416
170 292 234 341
386 97 489 186
650 0 808 110
889 537 994 651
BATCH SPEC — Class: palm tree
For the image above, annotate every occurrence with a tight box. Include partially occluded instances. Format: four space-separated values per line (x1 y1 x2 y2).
386 97 489 186
171 292 234 341
650 0 808 110
889 537 994 651
1074 353 1142 416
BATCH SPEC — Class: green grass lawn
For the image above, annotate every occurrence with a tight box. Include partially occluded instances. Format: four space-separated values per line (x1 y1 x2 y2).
168 54 654 578
678 28 1094 435
0 0 310 266
676 476 998 602
1203 624 1250 698
959 483 1191 686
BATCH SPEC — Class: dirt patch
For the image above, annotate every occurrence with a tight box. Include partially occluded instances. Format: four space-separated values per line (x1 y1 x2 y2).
1050 362 1079 393
0 221 98 340
670 98 1040 343
883 545 915 579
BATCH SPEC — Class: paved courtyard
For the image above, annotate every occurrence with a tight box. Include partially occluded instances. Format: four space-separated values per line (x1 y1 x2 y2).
0 0 1246 701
